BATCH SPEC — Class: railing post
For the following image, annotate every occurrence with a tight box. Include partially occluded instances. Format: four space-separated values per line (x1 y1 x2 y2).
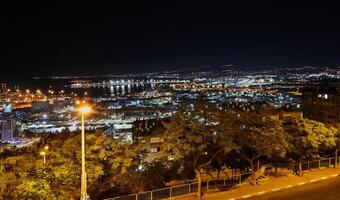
207 180 209 191
188 183 191 194
336 150 339 168
224 177 226 186
329 158 331 167
151 191 153 200
170 187 172 198
335 156 337 168
135 194 138 200
319 160 321 168
239 175 242 184
307 162 310 170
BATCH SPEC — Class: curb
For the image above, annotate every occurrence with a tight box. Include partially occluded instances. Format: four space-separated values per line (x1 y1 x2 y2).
227 174 339 200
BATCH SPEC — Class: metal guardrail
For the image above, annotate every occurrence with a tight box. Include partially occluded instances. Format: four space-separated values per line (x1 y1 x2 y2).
104 172 251 200
301 156 339 171
105 156 340 200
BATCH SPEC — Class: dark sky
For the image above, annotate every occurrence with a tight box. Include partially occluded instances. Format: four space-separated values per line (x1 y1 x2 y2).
1 2 340 78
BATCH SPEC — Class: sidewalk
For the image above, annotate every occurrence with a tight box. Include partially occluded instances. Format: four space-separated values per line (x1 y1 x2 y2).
203 167 340 200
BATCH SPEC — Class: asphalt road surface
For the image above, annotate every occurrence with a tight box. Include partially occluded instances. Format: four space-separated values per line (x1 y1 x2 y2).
250 177 340 200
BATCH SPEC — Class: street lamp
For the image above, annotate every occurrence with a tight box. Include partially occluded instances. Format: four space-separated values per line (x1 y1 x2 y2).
40 151 46 165
79 106 91 200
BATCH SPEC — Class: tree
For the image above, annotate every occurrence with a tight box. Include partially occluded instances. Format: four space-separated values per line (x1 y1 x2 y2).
235 110 288 184
163 102 235 198
0 130 144 199
284 118 337 175
16 179 57 200
335 130 340 167
134 158 181 191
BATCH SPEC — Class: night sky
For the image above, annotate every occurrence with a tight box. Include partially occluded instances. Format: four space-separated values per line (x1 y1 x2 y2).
1 2 340 78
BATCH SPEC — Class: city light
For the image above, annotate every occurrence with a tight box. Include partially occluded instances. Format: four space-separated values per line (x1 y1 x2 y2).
79 106 91 114
40 151 46 165
79 105 90 199
1 4 340 200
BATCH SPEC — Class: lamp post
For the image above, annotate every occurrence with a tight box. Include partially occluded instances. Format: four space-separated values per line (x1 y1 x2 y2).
79 106 91 200
40 151 46 165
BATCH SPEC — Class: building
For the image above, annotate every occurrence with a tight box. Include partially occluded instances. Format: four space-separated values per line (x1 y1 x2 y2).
0 115 15 141
133 119 167 162
270 110 303 123
302 84 340 126
106 123 133 143
31 101 51 112
2 103 12 113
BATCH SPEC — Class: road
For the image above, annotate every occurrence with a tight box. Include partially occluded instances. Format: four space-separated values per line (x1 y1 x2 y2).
249 177 340 200
15 137 40 148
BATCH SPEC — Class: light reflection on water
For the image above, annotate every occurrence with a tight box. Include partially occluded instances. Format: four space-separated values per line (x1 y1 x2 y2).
7 78 163 98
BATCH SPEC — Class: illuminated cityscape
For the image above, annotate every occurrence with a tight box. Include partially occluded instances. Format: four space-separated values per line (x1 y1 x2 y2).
1 2 340 200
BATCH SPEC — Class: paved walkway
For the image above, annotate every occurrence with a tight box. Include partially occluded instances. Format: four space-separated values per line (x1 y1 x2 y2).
203 167 340 200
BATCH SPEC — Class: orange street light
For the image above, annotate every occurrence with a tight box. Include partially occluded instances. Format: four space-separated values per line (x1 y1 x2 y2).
79 105 91 200
40 151 46 165
79 106 91 114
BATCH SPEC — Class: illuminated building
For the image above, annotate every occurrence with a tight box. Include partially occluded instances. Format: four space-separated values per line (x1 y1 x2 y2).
0 115 15 141
133 119 166 162
2 103 12 113
31 101 51 112
302 84 340 125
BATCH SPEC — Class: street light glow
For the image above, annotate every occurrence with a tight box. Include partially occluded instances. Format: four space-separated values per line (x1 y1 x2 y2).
40 151 46 165
79 106 91 114
79 105 90 199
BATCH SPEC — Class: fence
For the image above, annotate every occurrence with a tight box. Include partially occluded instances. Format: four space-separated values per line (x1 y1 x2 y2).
105 157 340 200
104 172 251 200
301 156 339 171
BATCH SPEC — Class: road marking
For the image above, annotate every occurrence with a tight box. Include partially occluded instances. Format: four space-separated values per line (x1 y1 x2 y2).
256 191 266 195
272 188 281 192
228 173 340 200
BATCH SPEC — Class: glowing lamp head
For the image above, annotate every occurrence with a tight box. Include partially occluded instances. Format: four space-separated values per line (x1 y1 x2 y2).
79 106 91 114
44 146 49 150
40 151 46 156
